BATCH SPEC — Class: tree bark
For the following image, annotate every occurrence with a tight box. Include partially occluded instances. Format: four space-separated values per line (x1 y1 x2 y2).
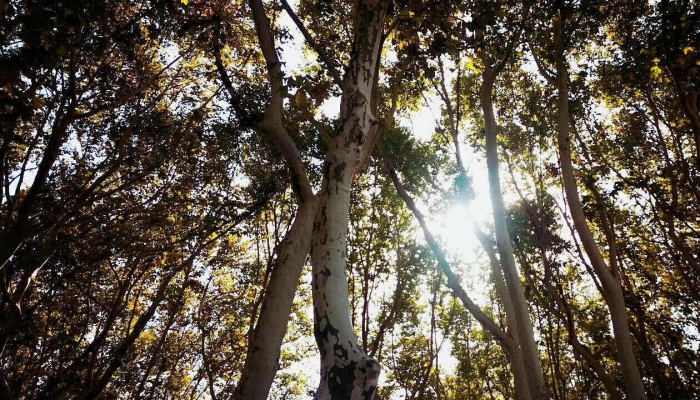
311 2 387 398
472 227 531 400
505 166 624 400
433 49 530 400
234 200 317 400
551 18 646 400
231 1 319 399
384 155 533 400
480 69 548 400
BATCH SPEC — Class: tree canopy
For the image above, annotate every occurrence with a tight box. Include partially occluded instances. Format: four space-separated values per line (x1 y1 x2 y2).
1 0 698 399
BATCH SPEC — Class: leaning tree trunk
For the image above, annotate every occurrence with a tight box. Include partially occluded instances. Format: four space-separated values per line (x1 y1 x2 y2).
434 47 531 400
233 1 319 399
234 200 317 400
310 1 387 399
473 227 532 400
552 18 646 400
480 69 548 400
386 156 531 400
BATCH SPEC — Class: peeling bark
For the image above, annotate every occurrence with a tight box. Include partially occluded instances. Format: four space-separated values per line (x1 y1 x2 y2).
311 1 388 398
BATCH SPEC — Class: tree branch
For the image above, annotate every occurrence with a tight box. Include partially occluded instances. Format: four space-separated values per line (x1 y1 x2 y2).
381 149 512 349
279 0 343 87
528 42 557 87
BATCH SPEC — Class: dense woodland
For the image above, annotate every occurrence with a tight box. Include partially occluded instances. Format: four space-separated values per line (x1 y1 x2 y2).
1 0 699 399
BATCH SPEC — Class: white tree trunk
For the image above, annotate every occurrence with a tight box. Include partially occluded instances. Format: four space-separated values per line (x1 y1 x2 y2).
311 1 387 398
235 200 317 400
312 145 380 399
438 57 531 400
481 71 549 400
474 228 532 400
233 1 319 398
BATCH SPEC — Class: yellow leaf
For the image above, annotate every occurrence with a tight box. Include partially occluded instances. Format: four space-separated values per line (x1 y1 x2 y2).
683 46 695 55
650 65 662 80
181 0 188 4
295 91 305 107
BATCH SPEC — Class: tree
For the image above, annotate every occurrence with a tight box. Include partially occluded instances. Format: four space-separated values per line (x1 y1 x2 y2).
3 0 700 399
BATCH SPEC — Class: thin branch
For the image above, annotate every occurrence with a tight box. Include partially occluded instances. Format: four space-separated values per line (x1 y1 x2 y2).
310 118 332 146
212 35 260 126
279 0 342 87
528 42 557 87
381 148 512 349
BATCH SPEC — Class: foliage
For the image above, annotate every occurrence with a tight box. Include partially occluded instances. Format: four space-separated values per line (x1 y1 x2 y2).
1 0 699 398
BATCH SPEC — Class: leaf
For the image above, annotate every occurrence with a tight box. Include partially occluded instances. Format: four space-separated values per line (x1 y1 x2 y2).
181 0 188 4
650 65 662 80
465 61 480 73
31 98 46 107
683 46 695 55
295 91 305 107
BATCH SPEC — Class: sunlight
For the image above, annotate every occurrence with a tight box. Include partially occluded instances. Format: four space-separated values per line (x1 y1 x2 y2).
429 191 493 267
428 152 495 267
433 204 477 259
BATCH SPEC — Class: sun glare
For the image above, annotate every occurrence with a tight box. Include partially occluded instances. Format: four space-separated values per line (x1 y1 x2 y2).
429 193 493 266
426 151 495 267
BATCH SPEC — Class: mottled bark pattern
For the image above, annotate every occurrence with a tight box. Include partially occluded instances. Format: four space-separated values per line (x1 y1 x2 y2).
311 1 387 399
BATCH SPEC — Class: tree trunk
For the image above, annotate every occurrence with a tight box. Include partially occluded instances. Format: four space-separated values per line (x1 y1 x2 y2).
509 178 624 400
232 1 319 398
435 46 530 400
385 156 531 400
235 200 317 400
552 18 646 400
480 70 548 400
311 2 387 398
472 227 531 400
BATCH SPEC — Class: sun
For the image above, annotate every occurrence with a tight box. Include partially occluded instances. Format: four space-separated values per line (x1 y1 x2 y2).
429 193 493 266
424 152 494 264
